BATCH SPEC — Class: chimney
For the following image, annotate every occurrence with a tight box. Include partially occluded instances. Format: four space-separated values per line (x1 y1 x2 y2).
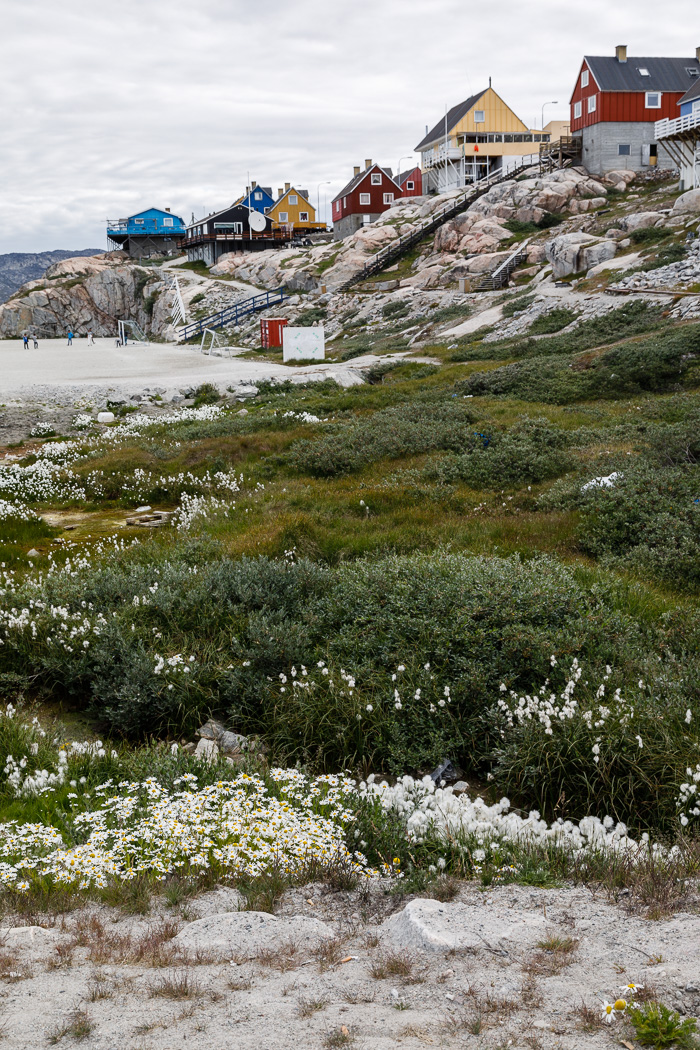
285 182 290 191
251 180 257 189
278 187 283 198
696 46 700 62
165 207 170 212
353 166 360 177
365 158 372 169
615 44 627 63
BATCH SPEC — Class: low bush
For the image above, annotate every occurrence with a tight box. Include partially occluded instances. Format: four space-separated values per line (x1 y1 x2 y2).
428 418 574 488
295 307 327 327
382 301 410 319
193 383 220 406
528 307 577 335
289 398 478 476
630 226 673 246
502 294 536 318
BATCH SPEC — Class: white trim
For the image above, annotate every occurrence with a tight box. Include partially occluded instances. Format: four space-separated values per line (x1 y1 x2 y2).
278 212 288 222
474 109 485 123
581 70 589 88
299 212 309 222
359 193 371 205
383 192 394 204
645 91 661 109
371 173 382 185
574 101 582 119
587 95 597 113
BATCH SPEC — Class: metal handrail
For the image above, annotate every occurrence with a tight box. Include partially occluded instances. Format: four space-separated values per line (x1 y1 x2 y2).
337 158 533 292
178 288 286 341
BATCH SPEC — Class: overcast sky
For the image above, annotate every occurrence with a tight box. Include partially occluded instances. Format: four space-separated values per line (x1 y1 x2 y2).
2 0 697 253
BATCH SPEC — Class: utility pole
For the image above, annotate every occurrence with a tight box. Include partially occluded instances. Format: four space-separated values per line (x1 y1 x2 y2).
317 181 331 226
541 101 558 131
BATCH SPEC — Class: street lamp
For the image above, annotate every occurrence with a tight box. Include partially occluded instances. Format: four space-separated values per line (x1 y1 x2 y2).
317 181 331 227
541 101 559 131
397 156 413 188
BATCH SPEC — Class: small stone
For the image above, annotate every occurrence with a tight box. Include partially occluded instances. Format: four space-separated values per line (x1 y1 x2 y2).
237 408 249 416
195 738 219 762
135 505 151 513
97 411 115 423
27 549 40 557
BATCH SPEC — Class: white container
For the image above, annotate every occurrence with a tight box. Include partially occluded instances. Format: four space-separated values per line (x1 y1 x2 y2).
282 326 325 362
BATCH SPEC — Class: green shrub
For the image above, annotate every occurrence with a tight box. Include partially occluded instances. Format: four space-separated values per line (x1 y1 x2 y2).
295 307 327 327
502 294 536 318
382 301 410 319
289 398 477 476
528 307 577 335
190 293 206 305
193 383 220 406
627 1002 698 1048
630 225 672 246
429 418 574 488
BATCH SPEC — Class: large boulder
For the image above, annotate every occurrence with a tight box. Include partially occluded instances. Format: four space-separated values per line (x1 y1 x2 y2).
173 911 335 961
672 189 700 215
544 232 615 278
619 211 664 232
579 239 617 270
380 899 546 952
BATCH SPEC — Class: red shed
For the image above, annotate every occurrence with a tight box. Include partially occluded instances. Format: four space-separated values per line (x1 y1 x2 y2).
569 45 700 173
397 165 423 197
261 317 288 349
331 160 402 241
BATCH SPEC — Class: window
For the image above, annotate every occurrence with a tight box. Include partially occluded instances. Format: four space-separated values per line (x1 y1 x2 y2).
264 207 270 214
581 69 589 88
645 91 661 108
618 144 631 156
406 181 414 190
574 101 582 119
299 212 308 222
289 194 298 204
254 192 262 200
359 193 371 205
383 192 394 204
163 217 173 227
134 218 144 225
371 173 382 185
686 68 699 78
343 197 347 207
694 99 700 114
639 67 650 76
587 95 597 113
278 212 288 222
474 109 485 123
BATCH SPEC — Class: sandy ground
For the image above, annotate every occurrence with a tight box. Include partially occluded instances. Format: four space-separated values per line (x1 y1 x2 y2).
0 880 699 1049
0 339 374 404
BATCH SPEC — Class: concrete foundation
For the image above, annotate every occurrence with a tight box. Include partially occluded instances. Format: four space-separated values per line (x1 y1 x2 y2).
332 213 383 241
577 122 676 175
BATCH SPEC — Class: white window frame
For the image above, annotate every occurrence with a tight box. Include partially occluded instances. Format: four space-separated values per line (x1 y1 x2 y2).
474 109 485 123
645 91 661 109
289 194 298 204
383 192 394 205
574 101 582 119
299 211 309 222
370 173 382 185
694 99 700 114
581 69 589 88
406 180 414 190
359 192 371 205
162 217 173 227
618 144 631 156
254 192 262 200
278 212 288 222
587 95 597 113
134 218 145 225
639 67 650 76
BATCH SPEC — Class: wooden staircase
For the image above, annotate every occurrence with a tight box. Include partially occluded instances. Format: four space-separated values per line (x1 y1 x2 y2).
336 158 534 293
477 238 531 291
539 136 582 174
177 288 286 342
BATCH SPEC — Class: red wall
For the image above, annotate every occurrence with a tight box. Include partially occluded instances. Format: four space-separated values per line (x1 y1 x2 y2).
399 166 423 197
333 166 401 219
570 60 684 132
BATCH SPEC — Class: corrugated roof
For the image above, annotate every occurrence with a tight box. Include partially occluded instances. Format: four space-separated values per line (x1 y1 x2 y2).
679 77 700 105
332 165 398 203
585 55 700 92
414 91 487 152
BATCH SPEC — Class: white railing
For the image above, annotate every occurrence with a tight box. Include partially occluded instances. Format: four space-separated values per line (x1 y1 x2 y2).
655 110 700 139
422 146 464 169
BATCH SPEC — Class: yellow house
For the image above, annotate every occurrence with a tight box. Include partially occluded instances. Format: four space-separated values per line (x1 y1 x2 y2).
268 185 326 235
416 86 552 191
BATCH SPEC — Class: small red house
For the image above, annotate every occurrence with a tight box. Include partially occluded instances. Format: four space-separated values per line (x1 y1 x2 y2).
397 166 423 197
332 160 402 241
570 45 700 173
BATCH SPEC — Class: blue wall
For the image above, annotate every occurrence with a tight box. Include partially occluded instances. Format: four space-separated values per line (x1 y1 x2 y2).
239 188 275 213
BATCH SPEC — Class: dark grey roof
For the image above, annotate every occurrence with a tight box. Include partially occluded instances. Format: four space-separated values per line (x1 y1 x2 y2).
332 165 398 203
397 168 419 185
415 91 486 151
585 55 700 92
299 190 310 200
679 77 700 105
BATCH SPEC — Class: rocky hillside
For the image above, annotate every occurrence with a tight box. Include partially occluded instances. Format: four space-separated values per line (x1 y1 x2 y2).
0 248 102 303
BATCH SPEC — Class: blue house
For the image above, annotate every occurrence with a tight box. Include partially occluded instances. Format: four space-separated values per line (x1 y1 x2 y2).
656 56 700 190
106 207 186 258
236 183 275 213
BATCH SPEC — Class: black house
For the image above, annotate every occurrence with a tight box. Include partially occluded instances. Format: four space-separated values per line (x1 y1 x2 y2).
181 203 290 264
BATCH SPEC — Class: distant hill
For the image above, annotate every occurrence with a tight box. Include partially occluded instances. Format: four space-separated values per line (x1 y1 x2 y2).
0 249 104 303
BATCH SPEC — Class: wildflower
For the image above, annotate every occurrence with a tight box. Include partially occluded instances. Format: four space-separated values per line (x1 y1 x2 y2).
601 1001 616 1024
614 999 627 1013
620 982 642 996
686 710 692 725
365 704 373 713
636 735 643 749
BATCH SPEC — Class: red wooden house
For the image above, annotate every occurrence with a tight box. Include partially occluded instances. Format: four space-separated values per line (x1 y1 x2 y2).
331 160 402 240
570 45 700 173
397 166 423 197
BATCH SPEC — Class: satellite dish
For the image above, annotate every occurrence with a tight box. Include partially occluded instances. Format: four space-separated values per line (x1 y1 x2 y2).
248 211 267 232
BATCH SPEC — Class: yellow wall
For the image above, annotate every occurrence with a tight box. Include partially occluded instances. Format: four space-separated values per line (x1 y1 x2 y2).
269 189 324 229
425 88 545 161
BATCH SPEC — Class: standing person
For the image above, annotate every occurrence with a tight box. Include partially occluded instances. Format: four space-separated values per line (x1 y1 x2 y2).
32 334 39 349
22 333 29 349
87 330 94 346
67 330 73 346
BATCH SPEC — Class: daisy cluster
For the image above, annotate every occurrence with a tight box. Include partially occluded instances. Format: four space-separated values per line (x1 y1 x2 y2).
172 493 231 532
281 410 326 424
360 773 666 859
0 769 387 893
